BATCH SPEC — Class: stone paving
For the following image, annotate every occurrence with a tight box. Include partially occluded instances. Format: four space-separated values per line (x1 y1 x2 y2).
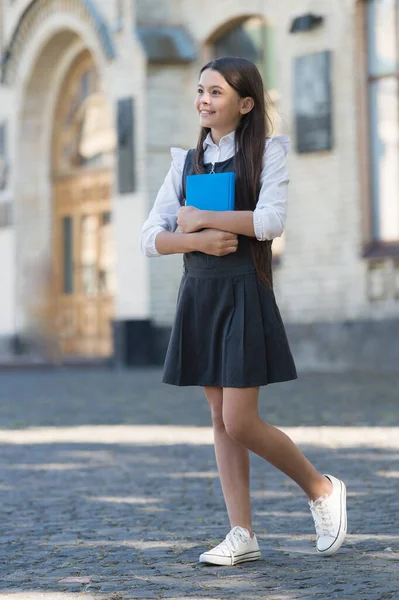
0 367 398 600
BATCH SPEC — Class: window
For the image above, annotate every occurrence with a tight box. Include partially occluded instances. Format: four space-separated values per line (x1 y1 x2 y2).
62 217 73 295
212 17 278 103
0 123 7 190
366 0 399 244
0 3 3 53
115 0 124 31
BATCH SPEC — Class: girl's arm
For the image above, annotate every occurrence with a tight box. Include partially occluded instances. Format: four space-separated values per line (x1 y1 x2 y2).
177 137 290 241
191 209 256 238
140 148 186 258
155 231 201 254
155 229 238 256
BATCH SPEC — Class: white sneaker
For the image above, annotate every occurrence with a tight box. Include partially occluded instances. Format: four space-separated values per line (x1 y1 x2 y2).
309 474 347 557
199 526 261 566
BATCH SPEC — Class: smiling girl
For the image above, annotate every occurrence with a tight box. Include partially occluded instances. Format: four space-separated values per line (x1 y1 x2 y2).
140 57 347 565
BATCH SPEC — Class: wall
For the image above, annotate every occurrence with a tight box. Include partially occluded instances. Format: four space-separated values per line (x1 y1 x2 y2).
274 0 364 322
146 64 198 325
108 16 149 320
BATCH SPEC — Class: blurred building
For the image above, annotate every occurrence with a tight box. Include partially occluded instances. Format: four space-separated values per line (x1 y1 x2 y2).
0 0 397 369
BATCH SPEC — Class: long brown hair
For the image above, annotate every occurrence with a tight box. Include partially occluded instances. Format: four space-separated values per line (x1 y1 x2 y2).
194 56 274 286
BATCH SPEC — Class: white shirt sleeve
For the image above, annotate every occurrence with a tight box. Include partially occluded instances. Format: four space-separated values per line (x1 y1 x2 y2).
140 148 188 257
253 135 290 242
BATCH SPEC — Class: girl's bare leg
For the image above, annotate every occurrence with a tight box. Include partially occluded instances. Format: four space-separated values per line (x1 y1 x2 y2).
222 387 333 502
204 386 253 534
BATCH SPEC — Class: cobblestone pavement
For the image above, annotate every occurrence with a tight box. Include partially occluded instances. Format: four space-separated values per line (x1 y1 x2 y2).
0 368 398 600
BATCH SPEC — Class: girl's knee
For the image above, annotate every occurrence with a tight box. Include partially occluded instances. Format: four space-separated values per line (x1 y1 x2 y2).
222 388 259 443
223 409 253 443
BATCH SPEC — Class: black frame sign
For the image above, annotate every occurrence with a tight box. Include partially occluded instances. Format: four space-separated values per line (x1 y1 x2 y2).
0 122 8 191
294 51 333 153
117 97 136 194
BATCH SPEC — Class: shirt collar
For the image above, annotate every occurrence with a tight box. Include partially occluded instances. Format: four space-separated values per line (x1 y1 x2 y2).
203 130 236 150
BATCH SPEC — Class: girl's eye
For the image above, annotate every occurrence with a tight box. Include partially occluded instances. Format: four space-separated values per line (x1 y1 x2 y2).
197 89 203 94
212 90 221 95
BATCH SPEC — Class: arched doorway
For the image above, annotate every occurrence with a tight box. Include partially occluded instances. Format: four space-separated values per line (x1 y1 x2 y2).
51 50 116 357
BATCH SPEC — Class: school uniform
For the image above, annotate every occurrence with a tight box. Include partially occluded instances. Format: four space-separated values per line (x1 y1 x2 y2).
141 132 297 388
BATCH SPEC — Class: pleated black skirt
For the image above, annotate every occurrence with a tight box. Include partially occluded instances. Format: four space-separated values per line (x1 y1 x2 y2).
162 245 297 388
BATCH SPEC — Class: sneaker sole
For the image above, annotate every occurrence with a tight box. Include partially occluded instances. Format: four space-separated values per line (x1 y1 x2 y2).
199 549 261 566
317 480 347 557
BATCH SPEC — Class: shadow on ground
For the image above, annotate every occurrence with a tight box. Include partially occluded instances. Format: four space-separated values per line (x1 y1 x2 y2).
0 437 398 599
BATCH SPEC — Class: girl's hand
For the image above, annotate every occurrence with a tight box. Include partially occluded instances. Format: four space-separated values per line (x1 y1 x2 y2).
177 206 204 233
196 229 238 256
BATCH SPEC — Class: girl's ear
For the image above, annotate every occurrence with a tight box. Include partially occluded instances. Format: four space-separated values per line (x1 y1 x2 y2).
240 97 255 115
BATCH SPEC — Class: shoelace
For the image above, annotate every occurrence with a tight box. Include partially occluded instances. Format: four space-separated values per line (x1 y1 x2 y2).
309 497 335 537
224 527 250 553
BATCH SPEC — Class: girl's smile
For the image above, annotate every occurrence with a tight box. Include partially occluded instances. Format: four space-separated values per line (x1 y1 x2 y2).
199 109 216 119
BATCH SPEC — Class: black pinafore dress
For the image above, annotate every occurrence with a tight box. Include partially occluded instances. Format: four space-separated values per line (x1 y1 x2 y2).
162 150 297 388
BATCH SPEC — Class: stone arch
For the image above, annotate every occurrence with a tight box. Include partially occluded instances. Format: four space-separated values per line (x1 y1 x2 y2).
205 13 265 47
1 0 115 86
200 4 279 47
11 7 114 344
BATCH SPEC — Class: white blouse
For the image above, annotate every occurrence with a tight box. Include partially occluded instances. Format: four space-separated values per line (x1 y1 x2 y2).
140 131 290 257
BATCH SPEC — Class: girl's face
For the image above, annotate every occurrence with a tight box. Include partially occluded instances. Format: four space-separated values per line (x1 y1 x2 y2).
195 69 253 138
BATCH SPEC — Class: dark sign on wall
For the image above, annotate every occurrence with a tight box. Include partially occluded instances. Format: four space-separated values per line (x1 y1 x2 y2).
0 202 12 228
0 122 8 190
294 51 333 153
117 97 136 194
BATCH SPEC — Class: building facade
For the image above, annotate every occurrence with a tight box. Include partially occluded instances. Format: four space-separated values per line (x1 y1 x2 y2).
0 0 398 369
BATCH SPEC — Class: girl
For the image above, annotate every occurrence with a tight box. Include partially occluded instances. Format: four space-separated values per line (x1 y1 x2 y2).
140 57 347 566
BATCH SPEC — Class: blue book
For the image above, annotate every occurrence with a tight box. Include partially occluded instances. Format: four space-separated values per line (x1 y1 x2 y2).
186 172 236 211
